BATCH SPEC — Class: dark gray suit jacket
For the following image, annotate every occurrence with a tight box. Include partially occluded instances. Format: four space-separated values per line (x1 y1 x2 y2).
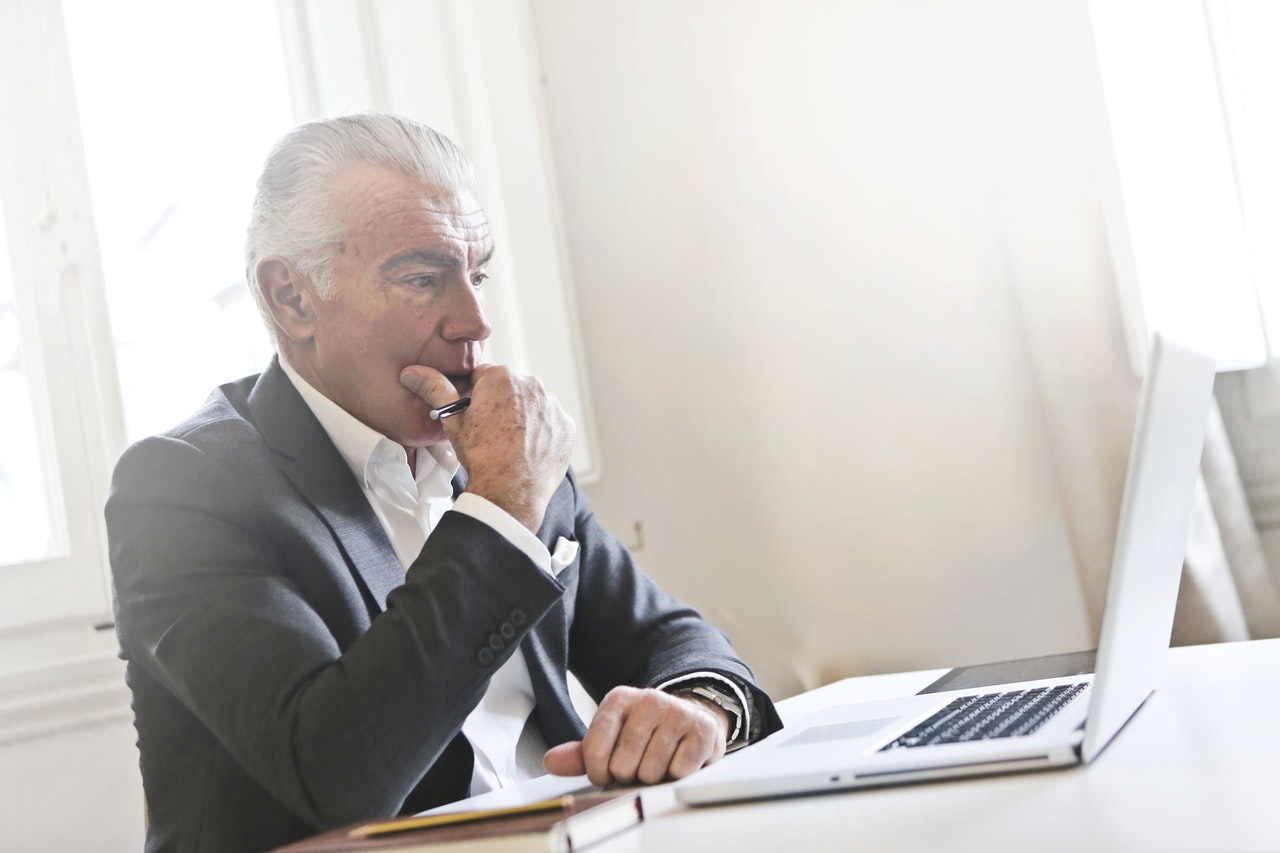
107 358 780 853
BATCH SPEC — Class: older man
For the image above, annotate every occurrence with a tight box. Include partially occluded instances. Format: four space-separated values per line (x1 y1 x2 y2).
106 113 780 853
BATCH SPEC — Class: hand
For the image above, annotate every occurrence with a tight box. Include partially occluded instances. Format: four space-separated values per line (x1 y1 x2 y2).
542 686 730 786
400 364 574 533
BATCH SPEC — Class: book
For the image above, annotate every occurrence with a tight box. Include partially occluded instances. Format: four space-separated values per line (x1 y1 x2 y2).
270 791 644 853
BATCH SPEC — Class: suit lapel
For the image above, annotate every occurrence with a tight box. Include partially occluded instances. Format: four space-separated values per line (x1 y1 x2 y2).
248 358 404 611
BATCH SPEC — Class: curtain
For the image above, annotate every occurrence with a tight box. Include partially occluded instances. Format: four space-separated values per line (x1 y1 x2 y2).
1173 394 1280 644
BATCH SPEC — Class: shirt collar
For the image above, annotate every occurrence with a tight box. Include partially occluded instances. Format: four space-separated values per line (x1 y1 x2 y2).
277 356 460 489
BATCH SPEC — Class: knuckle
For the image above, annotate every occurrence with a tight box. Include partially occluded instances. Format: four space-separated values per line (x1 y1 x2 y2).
597 686 635 715
422 384 453 406
634 690 662 713
666 758 693 780
638 762 666 785
607 685 641 704
580 732 608 765
609 755 636 784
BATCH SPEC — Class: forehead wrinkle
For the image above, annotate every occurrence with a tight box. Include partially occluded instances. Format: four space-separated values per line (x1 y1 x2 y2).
378 242 495 278
330 166 494 275
332 164 488 233
380 249 462 276
356 191 492 244
353 173 487 221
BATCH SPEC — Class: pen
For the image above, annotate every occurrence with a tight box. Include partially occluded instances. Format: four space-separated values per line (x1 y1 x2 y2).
429 396 471 420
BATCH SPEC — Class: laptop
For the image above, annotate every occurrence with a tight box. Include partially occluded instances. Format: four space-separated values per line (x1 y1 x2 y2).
676 333 1216 805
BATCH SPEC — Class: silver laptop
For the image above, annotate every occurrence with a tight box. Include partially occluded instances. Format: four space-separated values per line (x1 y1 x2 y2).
676 334 1216 805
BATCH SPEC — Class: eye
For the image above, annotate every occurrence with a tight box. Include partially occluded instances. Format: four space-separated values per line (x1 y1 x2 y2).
471 272 489 288
405 274 438 289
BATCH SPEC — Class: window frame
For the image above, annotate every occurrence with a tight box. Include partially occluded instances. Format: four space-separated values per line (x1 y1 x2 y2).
0 0 123 632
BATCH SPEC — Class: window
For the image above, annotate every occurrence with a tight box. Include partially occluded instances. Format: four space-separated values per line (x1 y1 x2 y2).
1206 0 1280 348
0 0 119 630
60 0 291 442
0 0 296 632
0 0 596 645
1088 0 1268 375
0 185 64 567
1200 1 1280 554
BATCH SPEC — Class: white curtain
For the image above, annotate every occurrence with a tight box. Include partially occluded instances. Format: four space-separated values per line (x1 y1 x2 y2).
1173 394 1280 644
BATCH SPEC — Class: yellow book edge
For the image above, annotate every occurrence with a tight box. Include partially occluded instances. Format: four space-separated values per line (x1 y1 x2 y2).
347 795 574 840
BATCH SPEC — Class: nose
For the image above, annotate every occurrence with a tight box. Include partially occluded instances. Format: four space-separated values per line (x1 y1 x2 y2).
441 278 492 344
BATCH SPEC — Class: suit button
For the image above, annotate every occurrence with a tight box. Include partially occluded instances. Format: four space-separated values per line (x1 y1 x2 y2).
487 633 504 651
477 647 495 666
500 622 516 640
510 609 527 627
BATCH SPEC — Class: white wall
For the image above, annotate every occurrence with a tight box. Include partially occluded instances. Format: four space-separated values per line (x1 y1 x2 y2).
528 0 1138 697
0 4 1150 847
0 717 143 853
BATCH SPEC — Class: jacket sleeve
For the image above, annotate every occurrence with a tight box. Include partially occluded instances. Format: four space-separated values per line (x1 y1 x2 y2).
556 470 783 742
108 430 565 829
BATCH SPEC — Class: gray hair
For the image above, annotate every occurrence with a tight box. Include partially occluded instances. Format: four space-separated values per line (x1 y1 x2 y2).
244 113 476 345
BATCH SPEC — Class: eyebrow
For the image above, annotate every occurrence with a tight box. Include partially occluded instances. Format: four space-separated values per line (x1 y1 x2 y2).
380 245 495 277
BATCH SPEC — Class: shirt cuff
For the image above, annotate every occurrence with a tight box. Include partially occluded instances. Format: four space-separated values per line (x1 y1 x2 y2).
657 671 753 750
451 493 553 577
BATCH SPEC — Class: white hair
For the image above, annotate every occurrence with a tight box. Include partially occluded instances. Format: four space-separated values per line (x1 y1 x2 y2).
244 113 476 345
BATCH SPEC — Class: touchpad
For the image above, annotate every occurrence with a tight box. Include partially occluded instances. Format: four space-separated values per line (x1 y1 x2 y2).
784 718 899 747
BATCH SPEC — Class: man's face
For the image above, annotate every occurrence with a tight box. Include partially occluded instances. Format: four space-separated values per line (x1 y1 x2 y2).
300 162 493 447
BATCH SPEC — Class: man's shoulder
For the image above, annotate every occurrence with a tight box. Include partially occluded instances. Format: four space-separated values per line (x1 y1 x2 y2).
107 365 310 505
159 371 266 445
113 364 297 473
151 358 305 444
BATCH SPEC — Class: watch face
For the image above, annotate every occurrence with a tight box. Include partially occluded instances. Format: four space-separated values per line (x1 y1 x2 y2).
683 686 744 744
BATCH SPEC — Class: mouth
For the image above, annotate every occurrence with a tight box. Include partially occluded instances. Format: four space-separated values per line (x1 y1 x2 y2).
445 373 475 397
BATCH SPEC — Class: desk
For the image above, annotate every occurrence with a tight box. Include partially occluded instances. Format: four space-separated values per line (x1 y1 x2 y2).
453 639 1280 852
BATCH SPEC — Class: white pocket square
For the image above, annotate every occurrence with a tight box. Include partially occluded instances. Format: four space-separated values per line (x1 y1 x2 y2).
550 537 579 577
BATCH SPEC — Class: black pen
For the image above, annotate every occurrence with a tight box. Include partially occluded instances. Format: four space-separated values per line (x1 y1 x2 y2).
428 396 471 420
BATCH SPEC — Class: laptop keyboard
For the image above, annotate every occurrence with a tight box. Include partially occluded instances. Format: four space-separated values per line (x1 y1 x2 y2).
879 682 1090 751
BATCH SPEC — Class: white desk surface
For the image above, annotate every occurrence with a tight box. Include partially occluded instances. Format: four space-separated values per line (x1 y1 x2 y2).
454 639 1280 852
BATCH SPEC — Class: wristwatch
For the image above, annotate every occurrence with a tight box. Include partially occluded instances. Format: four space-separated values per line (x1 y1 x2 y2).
673 682 745 747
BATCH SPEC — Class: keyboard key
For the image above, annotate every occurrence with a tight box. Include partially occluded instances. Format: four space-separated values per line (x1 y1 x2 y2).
880 683 1089 751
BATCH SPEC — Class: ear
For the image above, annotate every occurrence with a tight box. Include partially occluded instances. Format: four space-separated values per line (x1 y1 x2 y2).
256 257 317 345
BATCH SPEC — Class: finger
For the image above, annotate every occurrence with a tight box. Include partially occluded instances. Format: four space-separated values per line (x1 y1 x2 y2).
579 687 638 787
635 718 684 785
635 695 724 783
666 730 720 779
542 741 586 777
602 692 670 785
398 364 459 410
